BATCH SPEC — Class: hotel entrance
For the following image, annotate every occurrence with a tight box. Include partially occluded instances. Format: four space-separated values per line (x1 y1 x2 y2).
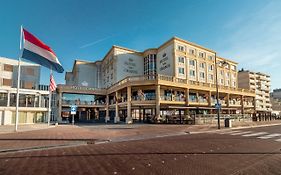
61 107 106 123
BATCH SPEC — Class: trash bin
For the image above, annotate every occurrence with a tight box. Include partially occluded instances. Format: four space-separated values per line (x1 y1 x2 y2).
224 118 232 128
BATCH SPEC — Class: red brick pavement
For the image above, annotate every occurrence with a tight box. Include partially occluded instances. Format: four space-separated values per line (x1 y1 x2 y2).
0 120 281 152
0 132 281 175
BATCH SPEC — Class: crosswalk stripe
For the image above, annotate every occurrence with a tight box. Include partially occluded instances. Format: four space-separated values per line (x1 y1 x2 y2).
231 131 253 135
219 130 241 135
242 132 268 137
275 138 281 142
258 133 281 139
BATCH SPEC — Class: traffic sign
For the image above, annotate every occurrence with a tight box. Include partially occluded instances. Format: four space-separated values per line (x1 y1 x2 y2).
70 105 77 115
215 103 221 109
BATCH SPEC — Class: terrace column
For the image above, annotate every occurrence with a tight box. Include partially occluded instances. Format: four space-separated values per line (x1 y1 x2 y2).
184 88 189 115
227 94 230 107
126 86 132 124
114 91 120 123
155 85 161 121
241 95 244 115
105 94 109 123
7 91 10 107
185 88 189 106
208 91 211 107
57 92 62 122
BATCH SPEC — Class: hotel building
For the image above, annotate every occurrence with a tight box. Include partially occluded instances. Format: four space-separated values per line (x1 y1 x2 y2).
57 37 255 124
238 70 272 118
0 57 49 125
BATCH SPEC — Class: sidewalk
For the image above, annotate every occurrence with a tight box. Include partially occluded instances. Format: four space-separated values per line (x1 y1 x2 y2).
0 120 280 154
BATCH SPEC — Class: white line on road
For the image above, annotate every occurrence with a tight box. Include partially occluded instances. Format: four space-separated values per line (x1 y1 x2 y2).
219 130 242 135
258 133 281 139
274 138 281 142
242 132 268 137
230 131 253 135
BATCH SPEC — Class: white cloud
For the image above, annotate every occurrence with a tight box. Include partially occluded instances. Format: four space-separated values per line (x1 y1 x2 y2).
218 1 281 89
80 36 113 49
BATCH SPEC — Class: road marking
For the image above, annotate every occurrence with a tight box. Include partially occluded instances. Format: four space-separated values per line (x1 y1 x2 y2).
230 131 253 135
274 138 281 142
242 132 268 137
219 130 241 135
258 133 281 139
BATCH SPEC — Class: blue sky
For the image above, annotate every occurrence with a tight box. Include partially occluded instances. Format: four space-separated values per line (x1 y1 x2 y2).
0 0 280 89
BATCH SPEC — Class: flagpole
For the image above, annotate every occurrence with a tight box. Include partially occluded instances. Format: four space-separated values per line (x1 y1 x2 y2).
48 67 52 126
15 26 23 132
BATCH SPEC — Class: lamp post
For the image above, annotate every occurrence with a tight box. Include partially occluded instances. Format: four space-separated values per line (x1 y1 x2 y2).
214 53 229 129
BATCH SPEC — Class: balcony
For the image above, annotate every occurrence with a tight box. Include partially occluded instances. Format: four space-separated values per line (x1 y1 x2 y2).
243 101 254 107
229 100 241 106
108 74 255 96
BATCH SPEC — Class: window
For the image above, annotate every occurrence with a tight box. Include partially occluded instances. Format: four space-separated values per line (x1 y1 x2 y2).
226 80 230 86
208 74 214 80
25 68 35 76
178 56 185 63
225 64 230 69
199 72 205 79
0 93 8 106
24 81 34 89
177 45 185 52
189 70 195 77
208 64 214 71
3 78 12 86
232 81 236 87
178 67 185 74
4 64 13 72
226 72 230 78
199 62 205 69
220 70 224 76
189 49 195 55
189 60 196 66
220 79 224 84
231 65 237 71
199 52 205 58
208 55 214 61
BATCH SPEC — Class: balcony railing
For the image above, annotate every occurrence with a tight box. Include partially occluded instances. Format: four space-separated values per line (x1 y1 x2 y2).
160 95 185 102
62 100 105 106
109 74 255 95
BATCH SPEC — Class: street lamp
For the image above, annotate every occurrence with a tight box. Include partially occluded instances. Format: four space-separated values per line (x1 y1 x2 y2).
214 53 229 129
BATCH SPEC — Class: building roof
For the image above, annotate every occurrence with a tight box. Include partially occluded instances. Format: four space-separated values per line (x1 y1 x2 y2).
0 56 40 66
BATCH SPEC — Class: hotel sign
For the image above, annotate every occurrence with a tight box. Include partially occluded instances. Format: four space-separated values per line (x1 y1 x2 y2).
57 85 106 94
159 53 171 71
123 57 138 74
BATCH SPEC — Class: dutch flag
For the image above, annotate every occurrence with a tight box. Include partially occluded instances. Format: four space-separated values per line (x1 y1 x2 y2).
21 28 64 73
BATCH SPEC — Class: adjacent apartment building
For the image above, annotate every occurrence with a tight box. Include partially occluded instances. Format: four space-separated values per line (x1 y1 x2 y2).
0 57 49 125
270 89 281 116
56 37 256 124
238 70 272 118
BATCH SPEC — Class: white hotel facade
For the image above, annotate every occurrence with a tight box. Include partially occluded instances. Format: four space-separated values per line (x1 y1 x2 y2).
56 37 256 124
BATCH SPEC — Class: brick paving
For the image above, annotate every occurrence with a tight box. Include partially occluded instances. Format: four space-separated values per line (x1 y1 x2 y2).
0 120 281 153
0 131 281 175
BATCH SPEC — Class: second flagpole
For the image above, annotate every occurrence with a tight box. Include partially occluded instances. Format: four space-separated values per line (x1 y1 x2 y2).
48 67 52 126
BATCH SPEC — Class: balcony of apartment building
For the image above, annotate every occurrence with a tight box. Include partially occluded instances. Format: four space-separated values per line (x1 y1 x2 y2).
228 97 241 107
160 89 186 105
243 97 255 108
210 95 227 107
131 88 156 106
189 91 209 106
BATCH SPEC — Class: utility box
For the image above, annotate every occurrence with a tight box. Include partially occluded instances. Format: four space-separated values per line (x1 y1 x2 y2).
225 118 232 128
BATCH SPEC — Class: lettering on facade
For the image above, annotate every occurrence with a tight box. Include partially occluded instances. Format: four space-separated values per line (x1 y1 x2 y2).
159 53 170 71
124 57 138 74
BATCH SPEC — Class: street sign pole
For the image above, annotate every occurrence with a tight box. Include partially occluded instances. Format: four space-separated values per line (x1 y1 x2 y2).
72 114 74 125
70 105 77 126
